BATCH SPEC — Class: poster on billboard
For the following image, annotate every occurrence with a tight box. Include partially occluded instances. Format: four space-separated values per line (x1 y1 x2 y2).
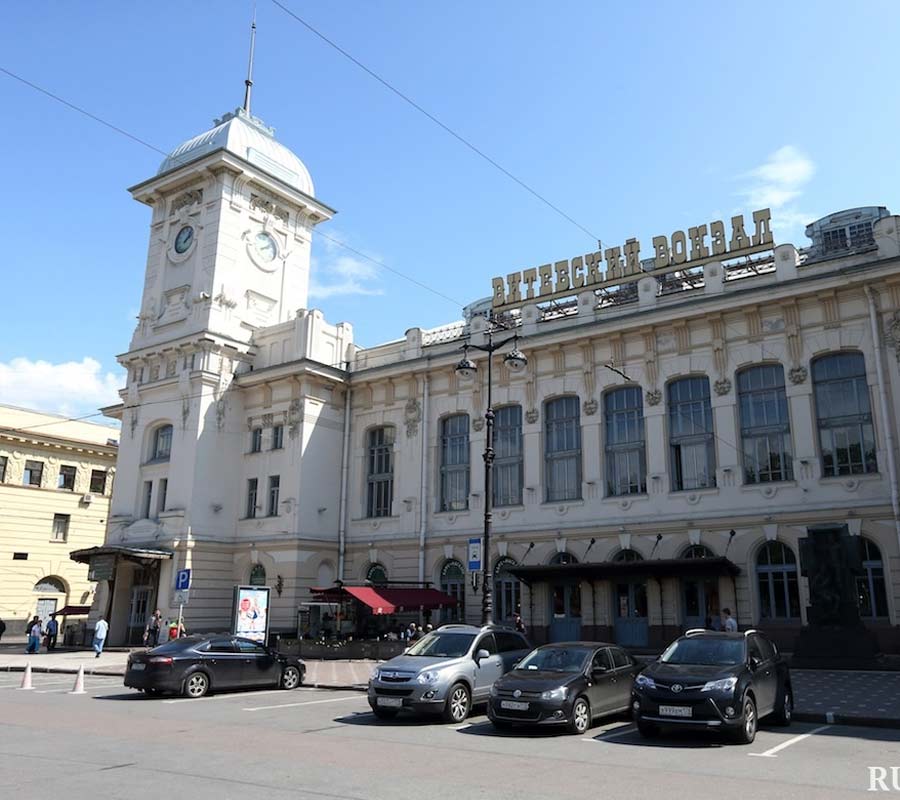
232 585 270 643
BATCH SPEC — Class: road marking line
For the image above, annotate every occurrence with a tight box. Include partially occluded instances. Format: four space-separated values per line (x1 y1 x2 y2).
243 696 362 712
452 723 472 730
747 725 830 758
161 688 314 704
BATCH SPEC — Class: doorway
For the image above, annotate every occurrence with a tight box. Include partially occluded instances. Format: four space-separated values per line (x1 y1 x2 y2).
683 578 720 630
127 585 152 645
613 582 649 647
35 598 58 629
549 583 582 641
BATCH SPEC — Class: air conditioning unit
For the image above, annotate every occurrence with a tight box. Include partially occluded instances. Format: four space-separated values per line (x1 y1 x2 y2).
81 493 94 504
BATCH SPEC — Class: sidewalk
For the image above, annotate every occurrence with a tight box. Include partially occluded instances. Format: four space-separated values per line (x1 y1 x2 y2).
2 647 898 727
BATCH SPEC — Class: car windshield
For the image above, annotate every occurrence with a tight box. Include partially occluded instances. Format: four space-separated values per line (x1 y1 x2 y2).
516 647 591 673
405 632 475 658
660 638 745 666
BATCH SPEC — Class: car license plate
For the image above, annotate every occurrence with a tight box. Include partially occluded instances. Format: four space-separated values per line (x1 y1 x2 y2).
500 700 529 711
659 705 692 717
131 663 146 671
376 696 402 708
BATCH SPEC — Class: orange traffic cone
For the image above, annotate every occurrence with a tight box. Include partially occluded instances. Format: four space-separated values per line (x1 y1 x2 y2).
18 663 33 690
69 665 85 695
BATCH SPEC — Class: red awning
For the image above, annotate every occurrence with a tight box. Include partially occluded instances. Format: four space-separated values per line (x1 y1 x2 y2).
311 586 458 615
51 605 92 616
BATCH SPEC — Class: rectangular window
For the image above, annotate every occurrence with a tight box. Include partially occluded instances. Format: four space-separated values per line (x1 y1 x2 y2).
493 406 523 507
605 387 646 496
246 478 259 518
52 513 70 542
142 481 153 519
89 469 107 494
267 475 280 516
271 425 284 450
0 456 7 482
738 365 793 483
668 377 716 491
23 460 43 487
157 478 168 516
58 465 77 491
439 415 470 512
251 427 263 453
366 427 394 518
545 397 582 502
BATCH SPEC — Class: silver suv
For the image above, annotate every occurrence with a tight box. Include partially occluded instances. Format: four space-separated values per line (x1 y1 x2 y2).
367 624 531 723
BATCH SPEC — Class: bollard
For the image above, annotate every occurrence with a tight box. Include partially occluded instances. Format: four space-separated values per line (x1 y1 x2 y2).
18 663 34 690
69 664 86 695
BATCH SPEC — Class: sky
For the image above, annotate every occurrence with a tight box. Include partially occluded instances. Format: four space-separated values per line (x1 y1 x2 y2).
1 1 899 420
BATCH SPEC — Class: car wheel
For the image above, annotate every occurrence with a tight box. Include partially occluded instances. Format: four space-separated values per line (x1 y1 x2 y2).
772 688 793 726
442 683 471 723
281 666 301 690
183 672 209 699
733 695 758 744
568 696 591 735
636 720 659 738
372 707 399 720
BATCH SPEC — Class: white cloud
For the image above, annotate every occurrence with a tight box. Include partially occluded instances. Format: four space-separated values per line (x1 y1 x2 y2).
738 146 817 243
0 357 124 419
309 232 384 300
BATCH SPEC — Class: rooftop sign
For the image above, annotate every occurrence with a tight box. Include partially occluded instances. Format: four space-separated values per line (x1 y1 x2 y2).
491 208 774 310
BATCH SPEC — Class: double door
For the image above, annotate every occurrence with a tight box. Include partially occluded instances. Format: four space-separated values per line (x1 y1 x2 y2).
683 578 719 630
549 583 582 642
613 582 648 647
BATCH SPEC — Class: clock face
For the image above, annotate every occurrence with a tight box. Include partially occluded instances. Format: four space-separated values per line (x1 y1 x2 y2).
254 231 278 263
174 225 194 254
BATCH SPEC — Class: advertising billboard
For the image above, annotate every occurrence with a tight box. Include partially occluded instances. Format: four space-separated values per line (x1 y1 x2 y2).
232 585 270 643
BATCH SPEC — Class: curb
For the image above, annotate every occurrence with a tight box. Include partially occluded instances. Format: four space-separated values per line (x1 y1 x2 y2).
793 711 900 730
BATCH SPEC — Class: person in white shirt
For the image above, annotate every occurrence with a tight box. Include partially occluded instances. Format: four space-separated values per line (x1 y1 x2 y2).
93 618 109 658
721 608 738 632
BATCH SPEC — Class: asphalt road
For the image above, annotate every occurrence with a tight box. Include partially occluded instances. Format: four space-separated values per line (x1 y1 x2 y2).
0 673 897 799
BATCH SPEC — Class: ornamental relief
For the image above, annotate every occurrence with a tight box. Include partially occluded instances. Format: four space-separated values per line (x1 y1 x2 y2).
404 398 421 438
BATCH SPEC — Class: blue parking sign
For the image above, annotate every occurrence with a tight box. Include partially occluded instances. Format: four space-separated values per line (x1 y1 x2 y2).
467 538 482 571
175 568 192 591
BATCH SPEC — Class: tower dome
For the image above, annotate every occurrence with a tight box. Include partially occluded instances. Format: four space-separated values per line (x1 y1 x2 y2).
157 107 315 197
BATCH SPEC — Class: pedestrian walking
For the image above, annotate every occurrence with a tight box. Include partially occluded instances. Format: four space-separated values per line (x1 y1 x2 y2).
514 614 527 635
25 616 42 654
45 615 59 651
93 617 109 657
144 609 162 647
0 616 6 643
721 608 737 632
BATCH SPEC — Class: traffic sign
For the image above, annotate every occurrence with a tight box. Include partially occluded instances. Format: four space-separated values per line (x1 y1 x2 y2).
173 589 190 606
468 537 482 571
175 568 192 591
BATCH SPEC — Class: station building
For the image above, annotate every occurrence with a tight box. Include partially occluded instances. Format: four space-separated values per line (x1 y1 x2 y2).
80 97 900 653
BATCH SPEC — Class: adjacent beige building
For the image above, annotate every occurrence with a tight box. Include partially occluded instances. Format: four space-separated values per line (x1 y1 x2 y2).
0 405 117 636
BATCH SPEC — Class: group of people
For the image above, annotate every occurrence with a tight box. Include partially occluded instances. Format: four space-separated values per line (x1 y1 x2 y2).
704 608 739 632
22 614 61 654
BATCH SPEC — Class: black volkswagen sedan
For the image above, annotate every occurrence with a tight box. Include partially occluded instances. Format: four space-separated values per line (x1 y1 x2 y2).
124 635 305 698
632 629 792 744
487 642 639 735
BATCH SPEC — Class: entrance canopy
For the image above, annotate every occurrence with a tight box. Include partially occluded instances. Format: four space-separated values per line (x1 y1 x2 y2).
509 557 740 584
70 544 174 564
51 605 92 617
311 585 458 615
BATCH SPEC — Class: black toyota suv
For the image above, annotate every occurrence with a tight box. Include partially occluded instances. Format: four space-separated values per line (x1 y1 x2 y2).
632 629 792 744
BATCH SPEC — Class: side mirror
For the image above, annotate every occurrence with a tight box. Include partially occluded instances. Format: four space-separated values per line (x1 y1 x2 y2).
475 648 490 663
591 666 608 680
749 656 762 670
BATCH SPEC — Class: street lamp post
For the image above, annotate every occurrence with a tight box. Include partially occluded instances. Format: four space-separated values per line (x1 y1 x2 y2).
456 315 527 625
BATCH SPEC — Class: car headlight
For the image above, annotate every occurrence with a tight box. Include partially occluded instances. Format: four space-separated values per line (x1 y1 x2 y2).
701 676 738 693
490 684 500 698
541 687 567 701
635 674 656 690
370 668 381 682
417 670 440 685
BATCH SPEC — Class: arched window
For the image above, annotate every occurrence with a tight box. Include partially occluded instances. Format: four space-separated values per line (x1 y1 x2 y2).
545 397 582 502
813 353 877 476
613 549 643 563
439 414 470 512
756 541 800 620
738 365 793 483
493 406 523 507
33 577 66 593
857 538 888 619
493 557 520 621
682 544 715 559
668 377 716 491
440 559 465 622
151 424 173 461
249 564 267 586
366 426 394 518
550 551 579 565
366 563 388 586
605 387 646 496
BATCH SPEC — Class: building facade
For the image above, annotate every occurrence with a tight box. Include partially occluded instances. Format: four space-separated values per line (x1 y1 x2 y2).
0 405 116 635
88 98 900 653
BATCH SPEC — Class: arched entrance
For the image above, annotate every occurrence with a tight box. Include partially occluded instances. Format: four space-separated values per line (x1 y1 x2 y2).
33 576 67 628
548 552 581 641
612 550 648 647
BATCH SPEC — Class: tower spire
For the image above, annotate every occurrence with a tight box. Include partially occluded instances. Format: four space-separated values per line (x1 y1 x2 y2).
242 9 257 114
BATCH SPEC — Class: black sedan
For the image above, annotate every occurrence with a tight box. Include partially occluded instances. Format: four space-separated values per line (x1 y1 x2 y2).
487 642 640 735
124 635 305 698
632 629 792 744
